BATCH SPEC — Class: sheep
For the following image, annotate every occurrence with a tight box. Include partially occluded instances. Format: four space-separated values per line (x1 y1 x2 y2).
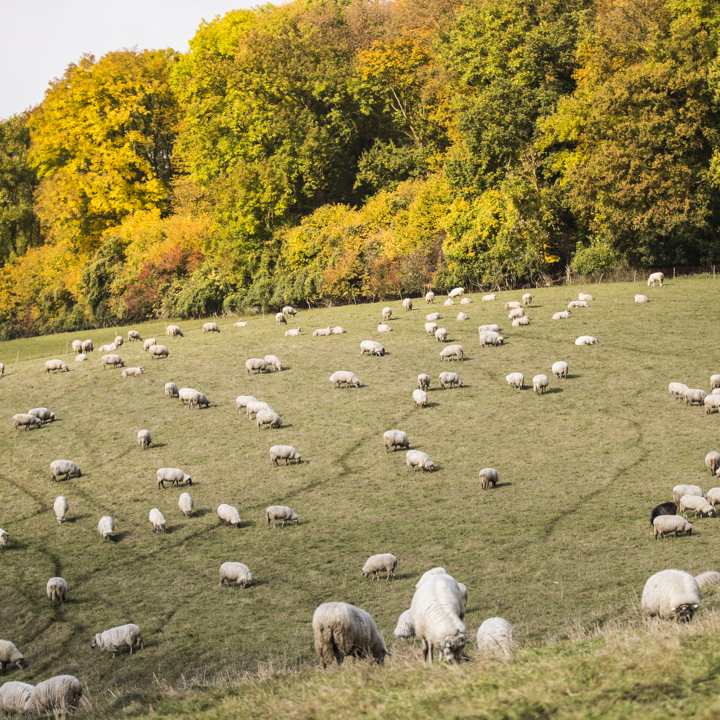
256 409 282 429
456 312 469 321
641 569 700 621
439 372 463 389
695 571 720 589
283 306 297 315
435 328 448 342
478 331 503 347
264 354 282 371
406 450 434 472
377 323 392 332
668 382 688 399
506 372 524 389
246 358 270 375
121 366 145 377
234 321 249 327
568 300 588 309
635 294 649 303
0 530 7 551
449 287 465 298
50 460 81 481
72 340 82 353
266 506 299 528
684 388 707 406
165 382 179 398
479 467 499 490
166 324 184 338
98 343 117 353
28 407 55 424
189 392 210 409
329 371 360 388
382 307 392 320
219 562 253 587
553 310 571 320
505 301 521 310
653 515 693 539
417 374 430 390
0 682 34 713
332 327 346 334
679 495 716 519
44 359 69 374
444 298 454 306
707 488 720 507
202 322 220 334
285 327 301 336
270 445 302 465
127 330 142 341
149 508 166 533
0 641 26 670
81 339 93 353
711 374 720 390
383 430 409 452
672 484 706 505
97 516 114 540
149 345 169 359
575 335 599 345
414 567 449 587
13 413 42 431
217 504 242 527
91 624 143 656
0 362 4 375
647 272 664 286
178 492 194 517
235 395 257 411
275 312 287 324
312 327 333 336
578 293 594 301
246 400 272 418
362 553 397 581
425 322 438 334
425 291 435 303
46 577 68 606
512 316 530 326
482 293 496 301
75 353 87 362
460 297 472 305
476 617 514 656
440 344 463 361
552 361 569 379
394 609 415 638
24 676 83 715
403 298 413 311
412 389 427 408
179 387 199 406
508 307 524 320
143 338 156 351
706 452 720 475
533 374 549 394
426 312 440 321
313 602 386 668
360 340 385 356
101 354 124 369
54 496 69 524
410 573 466 663
650 501 677 525
705 396 720 414
156 468 192 489
522 293 532 306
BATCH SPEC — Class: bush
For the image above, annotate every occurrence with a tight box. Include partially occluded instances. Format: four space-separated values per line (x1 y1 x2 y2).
570 240 618 276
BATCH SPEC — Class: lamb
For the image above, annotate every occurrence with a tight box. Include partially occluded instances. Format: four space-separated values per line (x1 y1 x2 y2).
456 312 469 321
426 312 440 321
256 409 282 429
506 372 524 389
127 330 142 341
143 338 157 351
156 468 192 489
460 297 472 304
0 682 34 713
313 602 386 668
672 484 706 505
403 298 413 311
533 374 549 394
479 467 499 490
283 306 297 315
512 316 530 326
13 414 42 431
482 293 496 301
417 374 431 390
246 358 269 375
189 391 209 410
264 354 282 371
505 301 521 310
329 371 360 388
679 495 716 519
508 307 524 320
552 361 569 379
568 300 588 309
575 335 599 345
706 452 720 475
641 569 700 621
705 395 720 414
647 272 664 286
440 344 463 361
522 293 532 306
24 676 83 715
166 324 184 338
217 504 242 527
653 515 693 539
165 382 179 398
684 388 707 406
203 322 220 333
44 359 69 373
382 307 392 320
362 553 397 581
360 340 385 356
410 573 466 663
707 488 720 507
97 516 114 540
312 327 333 336
412 389 427 408
668 382 688 399
81 339 93 352
101 354 124 369
121 366 145 377
75 353 87 362
406 450 434 472
377 323 392 332
275 312 287 324
449 287 465 298
266 506 299 528
444 298 455 306
439 372 463 389
578 293 594 301
178 492 194 517
54 496 69 524
270 445 302 465
0 641 26 669
650 501 677 525
0 530 7 551
383 430 409 452
219 562 253 587
435 328 447 342
149 345 169 359
476 617 514 656
478 331 503 347
235 395 257 411
149 508 166 533
46 577 68 606
72 340 82 353
50 460 81 481
285 327 301 336
695 571 720 589
425 291 435 303
28 407 55 424
234 321 248 327
91 624 143 656
553 311 571 319
393 609 415 638
425 322 438 334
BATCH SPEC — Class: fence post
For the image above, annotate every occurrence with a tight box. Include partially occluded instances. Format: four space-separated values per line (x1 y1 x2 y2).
714 265 716 279
633 271 636 283
673 267 676 279
598 273 603 284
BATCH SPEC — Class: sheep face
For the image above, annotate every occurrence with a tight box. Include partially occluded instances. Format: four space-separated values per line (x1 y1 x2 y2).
441 632 465 662
15 658 27 669
90 635 100 649
672 603 699 622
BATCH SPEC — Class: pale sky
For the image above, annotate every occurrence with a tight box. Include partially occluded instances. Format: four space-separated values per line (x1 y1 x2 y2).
1 0 263 121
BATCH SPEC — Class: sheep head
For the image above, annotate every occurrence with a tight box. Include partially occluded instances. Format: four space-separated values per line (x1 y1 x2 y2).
672 603 699 622
441 632 466 662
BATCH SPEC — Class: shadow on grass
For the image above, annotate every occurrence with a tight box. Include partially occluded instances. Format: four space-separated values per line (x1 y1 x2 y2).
67 514 92 523
566 374 581 379
425 402 441 408
495 482 513 488
112 531 131 542
193 508 213 518
543 388 564 394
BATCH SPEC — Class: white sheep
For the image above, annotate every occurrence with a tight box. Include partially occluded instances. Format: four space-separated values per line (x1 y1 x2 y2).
189 391 210 409
98 343 117 353
377 323 392 332
653 515 693 539
508 307 524 320
97 516 114 540
672 484 706 505
393 609 415 638
383 430 410 452
81 339 94 352
44 359 69 373
266 506 299 528
234 321 249 328
121 366 145 377
114 336 124 347
506 372 523 389
246 358 269 375
0 362 3 375
28 407 58 423
201 322 219 334
522 293 532 306
285 327 302 336
149 345 169 359
360 340 385 356
552 361 569 379
275 312 287 325
91 624 143 656
0 682 34 714
75 353 87 362
578 293 594 301
128 330 142 341
72 340 82 353
426 312 440 321
403 298 413 311
406 450 434 472
282 306 297 315
684 388 707 406
575 335 599 345
668 382 688 399
149 508 167 533
479 331 503 347
695 571 720 589
312 327 333 336
13 414 42 431
313 602 386 667
641 569 700 621
256 409 282 429
156 468 192 489
235 395 256 411
165 382 179 398
54 496 69 524
219 561 253 587
444 298 455 306
679 495 716 519
412 388 428 408
568 300 588 309
264 354 282 371
425 291 435 303
635 294 649 303
382 307 392 320
246 400 272 418
0 641 26 669
217 504 242 528
425 322 438 334
435 328 447 342
439 372 463 389
0 530 8 551
647 272 664 286
456 312 468 321
505 301 521 310
179 387 199 405
166 324 183 338
512 316 530 326
415 567 449 587
476 617 514 656
440 344 463 361
332 326 346 334
711 375 720 390
270 445 302 465
101 354 125 369
50 460 81 481
178 492 194 517
533 374 549 394
417 374 431 390
24 676 83 715
449 287 465 298
705 396 720 414
460 297 472 305
553 310 571 319
482 294 496 301
362 553 397 581
329 371 360 388
46 577 68 606
479 467 499 490
143 338 156 351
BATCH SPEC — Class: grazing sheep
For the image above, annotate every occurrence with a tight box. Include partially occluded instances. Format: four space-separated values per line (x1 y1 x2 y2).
275 312 287 325
0 530 8 551
235 395 257 411
575 335 599 345
383 430 409 452
72 340 82 353
149 345 169 359
285 327 302 336
75 353 87 362
672 484 706 505
711 375 720 390
24 676 83 715
506 372 524 389
412 389 428 407
476 617 514 656
552 361 569 379
679 495 716 519
460 297 472 304
189 391 210 409
417 374 431 390
653 515 693 539
219 562 253 587
28 408 55 424
522 293 532 306
97 516 114 540
707 488 720 507
377 323 392 332
46 577 68 606
156 468 192 489
425 322 438 334
647 272 664 286
50 460 81 481
440 344 463 361
165 382 179 398
568 300 588 309
143 338 156 351
425 291 435 303
553 310 571 320
246 358 269 375
179 387 199 406
256 409 282 429
137 429 151 449
128 330 142 341
406 450 434 472
478 331 503 347
382 307 392 321
444 298 455 306
270 445 302 465
394 609 415 638
508 307 524 320
13 414 42 431
505 301 521 310
81 340 93 353
479 467 499 490
706 452 720 475
101 354 124 369
113 336 124 347
91 624 143 656
435 328 448 342
178 492 194 517
360 340 385 356
149 508 166 533
456 312 469 321
641 569 700 621
264 354 282 371
410 573 466 664
705 396 720 414
44 359 69 374
403 298 413 311
0 641 26 669
482 294 496 301
512 316 530 326
217 504 242 528
426 312 441 321
54 496 69 524
282 306 297 316
668 382 688 399
313 602 386 668
362 553 397 581
246 400 272 418
329 371 360 388
415 568 449 587
695 571 720 589
312 327 333 336
439 372 463 389
166 324 184 338
0 682 34 713
332 326 346 334
634 294 649 303
684 388 707 406
121 366 145 377
202 322 220 334
533 374 549 394
650 501 677 525
449 287 465 298
578 293 594 301
266 506 299 528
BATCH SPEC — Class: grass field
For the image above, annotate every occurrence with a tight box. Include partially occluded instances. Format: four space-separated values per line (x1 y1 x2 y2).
3 276 720 717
